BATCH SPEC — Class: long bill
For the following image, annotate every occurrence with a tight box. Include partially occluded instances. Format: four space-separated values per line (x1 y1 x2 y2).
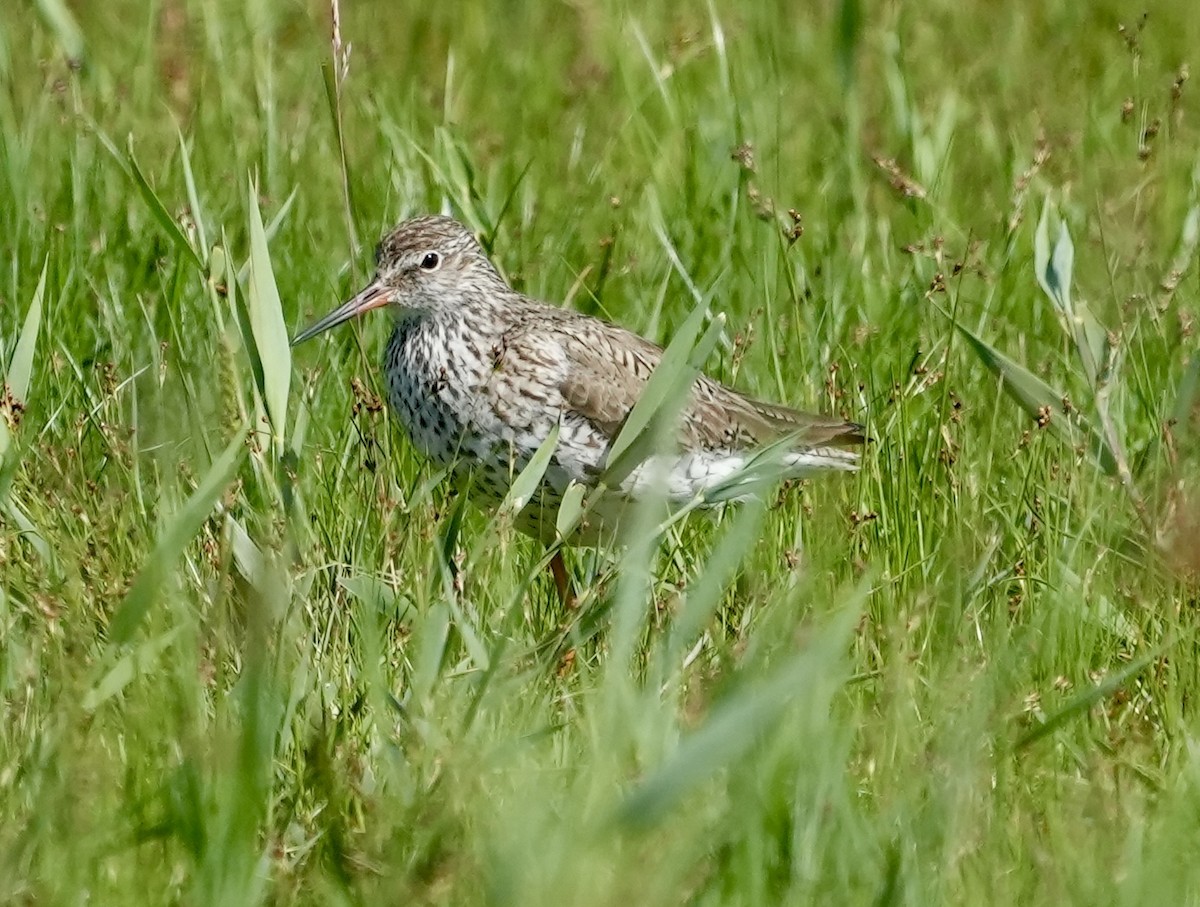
290 279 391 346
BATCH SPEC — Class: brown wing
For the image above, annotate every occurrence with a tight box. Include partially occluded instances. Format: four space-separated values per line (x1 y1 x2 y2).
547 314 863 452
555 321 661 436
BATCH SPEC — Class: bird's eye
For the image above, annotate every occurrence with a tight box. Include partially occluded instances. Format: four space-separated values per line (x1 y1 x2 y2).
419 251 441 271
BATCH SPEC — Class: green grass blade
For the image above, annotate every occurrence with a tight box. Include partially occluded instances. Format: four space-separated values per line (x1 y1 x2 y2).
6 257 47 405
1 496 51 565
235 187 299 284
33 0 84 61
617 597 862 828
1035 201 1106 386
412 602 452 704
1015 643 1168 749
445 593 490 673
227 515 265 587
1034 199 1071 317
176 125 209 255
601 300 707 476
1160 204 1200 303
660 498 768 670
1071 304 1109 389
339 573 410 623
107 426 249 645
554 480 587 540
1 259 47 469
948 314 1117 476
1172 353 1200 432
321 61 360 252
601 308 726 488
499 422 560 516
127 137 204 274
222 226 265 402
246 179 291 451
82 628 183 711
836 0 862 90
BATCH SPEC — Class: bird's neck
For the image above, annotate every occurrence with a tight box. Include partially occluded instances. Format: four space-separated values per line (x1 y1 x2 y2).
389 295 506 356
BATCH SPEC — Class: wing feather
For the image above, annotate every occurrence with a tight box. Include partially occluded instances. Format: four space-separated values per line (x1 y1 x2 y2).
531 313 863 452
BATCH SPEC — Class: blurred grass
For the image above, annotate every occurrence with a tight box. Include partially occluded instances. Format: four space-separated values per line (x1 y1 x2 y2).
3 0 1200 903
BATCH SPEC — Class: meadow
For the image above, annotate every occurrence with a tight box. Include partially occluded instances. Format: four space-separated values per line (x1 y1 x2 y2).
3 0 1200 903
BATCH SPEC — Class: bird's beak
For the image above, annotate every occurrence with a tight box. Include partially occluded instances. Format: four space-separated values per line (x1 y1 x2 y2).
291 279 392 346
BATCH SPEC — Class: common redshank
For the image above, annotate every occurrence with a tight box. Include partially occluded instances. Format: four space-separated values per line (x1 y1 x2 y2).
293 215 863 602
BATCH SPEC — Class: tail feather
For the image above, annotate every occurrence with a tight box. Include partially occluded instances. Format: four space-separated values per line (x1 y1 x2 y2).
747 399 866 448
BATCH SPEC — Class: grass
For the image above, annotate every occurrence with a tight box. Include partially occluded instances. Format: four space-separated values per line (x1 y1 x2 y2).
3 0 1200 903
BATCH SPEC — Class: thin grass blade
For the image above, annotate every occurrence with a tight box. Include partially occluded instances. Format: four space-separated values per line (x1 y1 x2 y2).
127 137 204 274
176 125 209 254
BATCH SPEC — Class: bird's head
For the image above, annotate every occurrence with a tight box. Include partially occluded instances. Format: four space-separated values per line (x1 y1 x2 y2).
291 215 504 345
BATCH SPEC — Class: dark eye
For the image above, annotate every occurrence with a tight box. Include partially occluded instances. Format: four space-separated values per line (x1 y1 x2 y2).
419 251 441 271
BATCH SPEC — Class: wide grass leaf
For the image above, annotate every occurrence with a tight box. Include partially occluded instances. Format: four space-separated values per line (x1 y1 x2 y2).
500 422 560 515
950 315 1117 476
246 180 292 450
340 573 411 623
602 307 727 488
107 427 249 645
1034 199 1074 318
1 259 48 467
659 498 768 671
33 0 84 61
6 257 47 406
554 480 588 540
617 597 861 828
83 628 183 711
1035 201 1107 387
1173 353 1200 434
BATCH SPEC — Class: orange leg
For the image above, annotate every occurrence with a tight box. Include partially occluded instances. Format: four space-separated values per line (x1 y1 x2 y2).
549 550 577 608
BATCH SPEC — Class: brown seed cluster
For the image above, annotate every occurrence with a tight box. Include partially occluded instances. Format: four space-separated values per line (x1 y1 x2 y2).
872 156 927 200
1 383 25 429
349 376 383 416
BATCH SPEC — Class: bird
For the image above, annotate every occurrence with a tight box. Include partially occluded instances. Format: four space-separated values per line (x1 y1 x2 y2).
292 215 863 604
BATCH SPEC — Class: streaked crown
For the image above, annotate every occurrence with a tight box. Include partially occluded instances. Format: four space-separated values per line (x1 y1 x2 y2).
374 215 504 297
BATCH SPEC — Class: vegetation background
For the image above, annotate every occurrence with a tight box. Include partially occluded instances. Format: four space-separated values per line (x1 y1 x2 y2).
3 0 1200 903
